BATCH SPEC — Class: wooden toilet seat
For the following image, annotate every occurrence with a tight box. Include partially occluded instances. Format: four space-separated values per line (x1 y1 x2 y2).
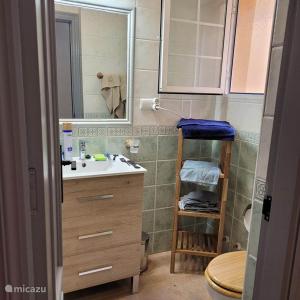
205 251 247 299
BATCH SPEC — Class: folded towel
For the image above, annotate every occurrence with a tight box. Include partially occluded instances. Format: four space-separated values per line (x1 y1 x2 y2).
181 191 218 203
177 118 236 140
179 201 219 212
180 160 220 186
179 190 219 212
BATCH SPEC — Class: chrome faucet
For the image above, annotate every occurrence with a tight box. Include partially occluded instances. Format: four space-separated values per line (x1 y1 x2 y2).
79 140 86 160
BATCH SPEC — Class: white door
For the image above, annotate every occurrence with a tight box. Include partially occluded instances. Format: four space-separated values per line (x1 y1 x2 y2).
30 0 64 298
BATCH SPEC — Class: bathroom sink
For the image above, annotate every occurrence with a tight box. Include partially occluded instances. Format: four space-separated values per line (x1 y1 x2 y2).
69 159 111 173
62 155 146 180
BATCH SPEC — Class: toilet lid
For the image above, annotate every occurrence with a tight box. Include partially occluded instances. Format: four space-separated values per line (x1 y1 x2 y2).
206 251 247 294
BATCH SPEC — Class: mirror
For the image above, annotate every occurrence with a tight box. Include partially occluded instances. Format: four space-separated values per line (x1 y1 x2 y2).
54 1 134 124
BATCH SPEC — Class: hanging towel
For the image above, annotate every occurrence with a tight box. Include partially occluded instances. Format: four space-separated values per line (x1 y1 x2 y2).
180 160 220 186
177 118 236 140
120 74 127 103
101 74 125 118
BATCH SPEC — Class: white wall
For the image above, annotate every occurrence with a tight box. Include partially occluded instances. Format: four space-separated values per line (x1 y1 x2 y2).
81 8 127 118
215 94 264 133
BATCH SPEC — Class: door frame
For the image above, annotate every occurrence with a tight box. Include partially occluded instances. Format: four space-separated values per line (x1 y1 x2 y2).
253 0 300 298
55 12 84 118
0 0 62 299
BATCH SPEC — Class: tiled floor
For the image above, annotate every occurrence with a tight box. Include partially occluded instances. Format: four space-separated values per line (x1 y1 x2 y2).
64 251 211 300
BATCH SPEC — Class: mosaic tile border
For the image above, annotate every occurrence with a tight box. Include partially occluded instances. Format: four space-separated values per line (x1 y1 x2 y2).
62 125 178 137
64 125 259 142
254 178 266 201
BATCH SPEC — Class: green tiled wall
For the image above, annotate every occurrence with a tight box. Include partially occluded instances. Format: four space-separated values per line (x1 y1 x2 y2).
212 132 259 251
62 126 258 254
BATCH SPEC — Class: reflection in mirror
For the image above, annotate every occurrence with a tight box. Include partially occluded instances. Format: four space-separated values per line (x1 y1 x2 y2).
55 1 133 122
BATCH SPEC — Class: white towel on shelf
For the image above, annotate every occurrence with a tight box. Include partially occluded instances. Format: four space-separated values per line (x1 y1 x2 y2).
180 160 220 186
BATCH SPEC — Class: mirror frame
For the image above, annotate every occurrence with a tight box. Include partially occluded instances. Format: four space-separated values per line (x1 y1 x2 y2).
55 0 135 125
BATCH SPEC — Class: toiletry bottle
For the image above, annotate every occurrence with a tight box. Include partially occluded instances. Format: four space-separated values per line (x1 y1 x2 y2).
63 123 73 161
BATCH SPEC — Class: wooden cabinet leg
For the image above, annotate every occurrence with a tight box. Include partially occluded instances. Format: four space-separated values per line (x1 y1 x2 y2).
132 275 139 294
170 252 175 273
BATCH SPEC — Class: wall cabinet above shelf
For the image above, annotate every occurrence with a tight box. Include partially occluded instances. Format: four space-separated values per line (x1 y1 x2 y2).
160 0 276 95
159 0 234 94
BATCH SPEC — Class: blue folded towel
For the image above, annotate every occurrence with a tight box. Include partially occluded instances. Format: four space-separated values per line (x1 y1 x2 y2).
177 118 235 140
180 160 220 186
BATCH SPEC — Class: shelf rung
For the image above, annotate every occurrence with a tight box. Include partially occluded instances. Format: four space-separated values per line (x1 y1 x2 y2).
175 231 218 257
175 249 218 257
178 210 220 219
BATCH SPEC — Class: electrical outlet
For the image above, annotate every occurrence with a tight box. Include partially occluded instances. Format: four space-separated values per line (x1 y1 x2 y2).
140 98 159 111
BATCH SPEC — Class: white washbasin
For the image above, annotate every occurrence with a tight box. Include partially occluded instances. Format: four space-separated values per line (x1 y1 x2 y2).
62 155 146 180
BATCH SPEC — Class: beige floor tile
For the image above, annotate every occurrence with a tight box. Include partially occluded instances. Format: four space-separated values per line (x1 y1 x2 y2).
65 251 211 300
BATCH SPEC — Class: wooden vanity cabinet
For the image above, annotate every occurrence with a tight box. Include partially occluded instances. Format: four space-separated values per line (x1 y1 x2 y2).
62 174 144 294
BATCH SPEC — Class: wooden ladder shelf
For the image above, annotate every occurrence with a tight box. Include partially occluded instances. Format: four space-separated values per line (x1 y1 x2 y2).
170 128 232 273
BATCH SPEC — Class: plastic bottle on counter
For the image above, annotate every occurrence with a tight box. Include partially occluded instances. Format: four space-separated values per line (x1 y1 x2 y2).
63 123 73 161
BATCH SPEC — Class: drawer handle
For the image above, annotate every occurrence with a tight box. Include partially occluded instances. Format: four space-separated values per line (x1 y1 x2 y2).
78 230 113 240
79 266 112 276
78 194 114 201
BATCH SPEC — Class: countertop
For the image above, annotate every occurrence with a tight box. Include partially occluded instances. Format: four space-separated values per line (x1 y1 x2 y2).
62 155 146 180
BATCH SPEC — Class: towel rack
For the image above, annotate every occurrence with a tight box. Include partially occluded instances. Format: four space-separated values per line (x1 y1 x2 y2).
170 128 233 273
97 72 104 79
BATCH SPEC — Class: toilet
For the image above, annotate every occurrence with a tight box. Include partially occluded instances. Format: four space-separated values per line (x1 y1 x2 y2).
205 251 246 299
205 206 251 299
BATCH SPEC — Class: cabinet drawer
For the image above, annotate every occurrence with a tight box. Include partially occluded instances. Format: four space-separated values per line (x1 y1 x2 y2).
63 243 140 293
63 209 142 256
63 174 143 197
62 174 144 219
